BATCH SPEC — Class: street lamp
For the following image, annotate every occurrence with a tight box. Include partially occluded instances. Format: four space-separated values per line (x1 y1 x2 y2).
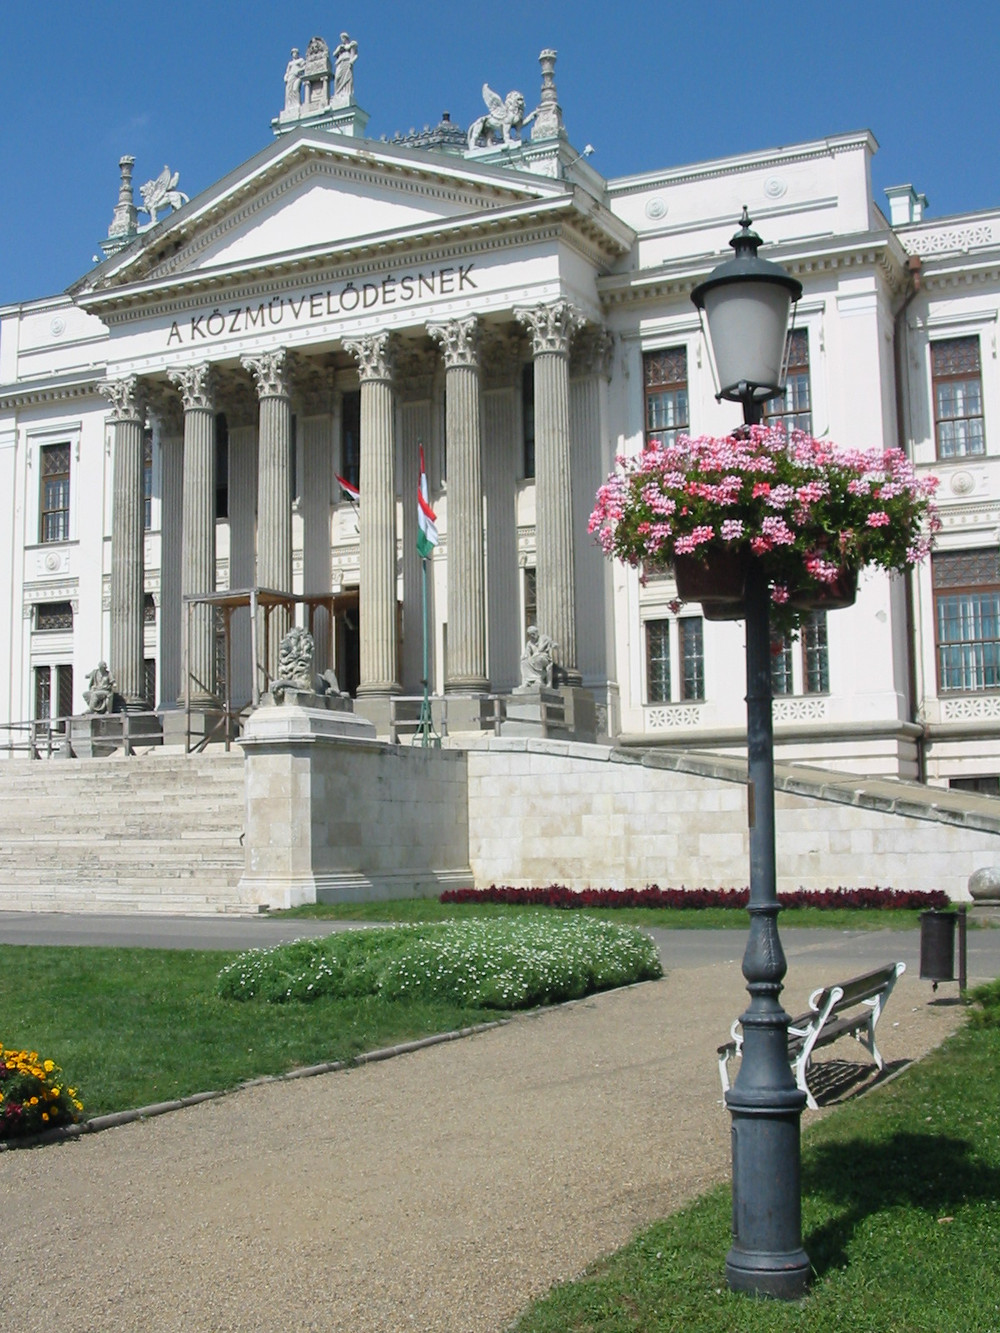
691 209 810 1300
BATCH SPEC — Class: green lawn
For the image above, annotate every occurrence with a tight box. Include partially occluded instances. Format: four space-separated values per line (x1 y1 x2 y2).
0 945 505 1116
510 998 1000 1333
277 898 932 932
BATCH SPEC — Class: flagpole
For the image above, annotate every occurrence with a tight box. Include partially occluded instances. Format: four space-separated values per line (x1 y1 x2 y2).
414 444 438 748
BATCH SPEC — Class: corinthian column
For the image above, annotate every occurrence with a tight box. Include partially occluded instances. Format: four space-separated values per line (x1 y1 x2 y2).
343 332 400 697
241 349 293 677
427 315 488 693
100 375 148 710
514 299 584 684
167 363 217 703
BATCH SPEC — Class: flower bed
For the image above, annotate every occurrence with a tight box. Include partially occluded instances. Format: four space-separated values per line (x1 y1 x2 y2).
0 1044 84 1141
440 885 950 911
217 917 663 1009
589 424 939 630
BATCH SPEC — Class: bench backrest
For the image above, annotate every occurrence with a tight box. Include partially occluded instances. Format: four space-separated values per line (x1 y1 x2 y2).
809 962 903 1016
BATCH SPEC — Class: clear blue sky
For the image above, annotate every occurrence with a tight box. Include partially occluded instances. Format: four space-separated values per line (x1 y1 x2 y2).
0 0 991 306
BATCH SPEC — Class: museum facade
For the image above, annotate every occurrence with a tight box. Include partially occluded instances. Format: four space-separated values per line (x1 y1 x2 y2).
1 38 998 788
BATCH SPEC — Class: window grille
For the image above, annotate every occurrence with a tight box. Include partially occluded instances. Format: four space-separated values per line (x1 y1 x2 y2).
644 348 689 446
35 601 73 631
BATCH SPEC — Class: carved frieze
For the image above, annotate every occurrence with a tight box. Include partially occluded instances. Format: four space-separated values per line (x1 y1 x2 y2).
99 375 146 422
344 331 395 382
427 315 480 369
514 300 584 357
167 362 216 413
241 348 293 399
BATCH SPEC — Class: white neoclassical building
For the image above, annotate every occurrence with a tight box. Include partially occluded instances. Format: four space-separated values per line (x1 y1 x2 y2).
1 36 998 791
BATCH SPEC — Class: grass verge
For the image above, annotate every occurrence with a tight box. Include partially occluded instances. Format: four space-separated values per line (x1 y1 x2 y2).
509 998 1000 1332
275 898 933 932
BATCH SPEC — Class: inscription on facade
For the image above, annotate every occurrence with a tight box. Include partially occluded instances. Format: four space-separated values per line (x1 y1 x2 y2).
165 263 478 346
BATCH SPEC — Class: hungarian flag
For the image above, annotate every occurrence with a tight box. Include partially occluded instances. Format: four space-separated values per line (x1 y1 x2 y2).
417 445 438 558
336 474 359 502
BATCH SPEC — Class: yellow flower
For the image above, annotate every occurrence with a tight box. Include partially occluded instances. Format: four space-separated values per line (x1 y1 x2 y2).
41 1112 49 1122
29 1096 38 1106
43 1060 54 1073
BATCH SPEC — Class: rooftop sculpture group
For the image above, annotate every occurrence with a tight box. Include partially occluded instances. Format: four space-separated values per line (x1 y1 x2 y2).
279 33 359 125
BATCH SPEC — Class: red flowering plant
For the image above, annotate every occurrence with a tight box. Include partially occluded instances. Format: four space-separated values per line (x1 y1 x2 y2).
589 424 940 632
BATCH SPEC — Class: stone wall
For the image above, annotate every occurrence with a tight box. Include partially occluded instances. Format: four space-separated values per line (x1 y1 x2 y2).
464 739 1000 900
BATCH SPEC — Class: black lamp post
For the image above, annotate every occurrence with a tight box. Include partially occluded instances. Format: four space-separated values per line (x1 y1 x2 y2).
691 209 810 1300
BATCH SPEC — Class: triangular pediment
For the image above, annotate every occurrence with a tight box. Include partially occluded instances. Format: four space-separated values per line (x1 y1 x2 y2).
75 129 572 300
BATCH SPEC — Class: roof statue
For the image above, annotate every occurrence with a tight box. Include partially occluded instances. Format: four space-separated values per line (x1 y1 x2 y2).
138 167 189 225
467 84 535 151
332 32 358 105
283 48 306 111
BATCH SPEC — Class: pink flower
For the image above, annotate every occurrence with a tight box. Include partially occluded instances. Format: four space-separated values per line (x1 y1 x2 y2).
771 584 790 604
866 511 890 527
720 519 744 541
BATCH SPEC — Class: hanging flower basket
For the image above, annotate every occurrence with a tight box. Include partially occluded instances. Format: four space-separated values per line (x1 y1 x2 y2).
589 424 939 633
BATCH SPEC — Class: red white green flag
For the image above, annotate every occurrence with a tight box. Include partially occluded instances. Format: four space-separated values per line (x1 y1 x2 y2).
417 445 438 559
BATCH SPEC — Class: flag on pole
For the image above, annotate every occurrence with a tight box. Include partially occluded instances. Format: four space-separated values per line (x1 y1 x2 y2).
336 474 360 502
417 445 438 559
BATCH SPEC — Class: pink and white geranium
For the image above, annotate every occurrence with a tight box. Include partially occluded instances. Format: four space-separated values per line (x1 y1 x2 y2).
589 423 940 629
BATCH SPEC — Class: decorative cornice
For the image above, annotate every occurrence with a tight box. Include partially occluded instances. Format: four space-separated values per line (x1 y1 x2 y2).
427 315 480 369
0 377 103 410
99 375 146 422
903 222 995 257
343 331 395 382
167 362 216 412
514 299 584 357
241 348 292 399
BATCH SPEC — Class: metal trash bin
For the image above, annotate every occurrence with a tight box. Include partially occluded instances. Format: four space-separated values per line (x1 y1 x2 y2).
920 909 956 983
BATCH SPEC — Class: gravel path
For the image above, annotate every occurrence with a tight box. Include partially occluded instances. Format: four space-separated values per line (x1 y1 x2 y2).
1 961 968 1333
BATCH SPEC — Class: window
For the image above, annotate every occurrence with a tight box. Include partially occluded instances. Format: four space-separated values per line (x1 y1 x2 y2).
646 620 670 703
679 617 704 700
770 612 829 695
215 413 229 520
35 601 73 631
39 442 70 543
341 390 361 491
644 348 688 446
34 665 50 720
523 567 537 638
932 337 984 458
950 775 1000 796
56 665 73 721
143 658 156 708
144 593 156 625
645 616 704 704
143 430 153 530
934 550 1000 692
522 363 536 478
766 328 812 433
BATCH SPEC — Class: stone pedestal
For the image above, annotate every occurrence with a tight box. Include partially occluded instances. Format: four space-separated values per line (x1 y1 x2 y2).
501 687 597 743
69 713 163 758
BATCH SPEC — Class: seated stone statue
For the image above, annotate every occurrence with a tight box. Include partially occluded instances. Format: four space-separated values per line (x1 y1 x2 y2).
518 625 559 690
83 661 115 714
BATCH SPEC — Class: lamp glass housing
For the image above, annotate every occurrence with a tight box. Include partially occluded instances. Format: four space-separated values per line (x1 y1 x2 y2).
702 278 795 403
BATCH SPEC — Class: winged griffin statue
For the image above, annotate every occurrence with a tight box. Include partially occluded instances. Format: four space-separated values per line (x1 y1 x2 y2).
467 83 535 150
139 167 189 225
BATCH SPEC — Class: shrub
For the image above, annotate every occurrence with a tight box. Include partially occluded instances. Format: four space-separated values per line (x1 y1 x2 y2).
216 918 662 1010
0 1043 84 1141
439 884 950 911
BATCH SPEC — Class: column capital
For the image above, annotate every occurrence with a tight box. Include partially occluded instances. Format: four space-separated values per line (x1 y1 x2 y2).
570 325 615 381
514 300 584 358
99 374 146 423
167 362 216 412
427 315 480 370
343 330 395 383
241 347 292 399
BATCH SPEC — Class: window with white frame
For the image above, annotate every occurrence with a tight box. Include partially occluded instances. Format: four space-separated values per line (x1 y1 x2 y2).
770 612 829 695
934 550 1000 692
765 328 812 434
932 336 984 459
645 615 704 704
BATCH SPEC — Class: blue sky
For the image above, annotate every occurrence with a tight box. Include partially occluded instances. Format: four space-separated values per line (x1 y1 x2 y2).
0 0 991 306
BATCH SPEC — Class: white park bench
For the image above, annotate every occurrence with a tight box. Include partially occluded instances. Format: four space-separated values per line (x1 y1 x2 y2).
717 961 906 1110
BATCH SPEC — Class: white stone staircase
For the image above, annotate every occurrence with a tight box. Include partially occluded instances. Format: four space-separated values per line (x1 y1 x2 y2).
0 749 256 914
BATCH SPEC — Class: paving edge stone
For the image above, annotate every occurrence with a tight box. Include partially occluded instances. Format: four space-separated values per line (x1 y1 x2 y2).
0 1018 509 1153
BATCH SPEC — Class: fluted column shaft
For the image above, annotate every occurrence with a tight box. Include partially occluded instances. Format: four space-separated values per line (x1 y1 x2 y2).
101 376 148 709
428 316 488 693
515 301 584 684
242 350 293 679
344 332 399 697
168 364 216 703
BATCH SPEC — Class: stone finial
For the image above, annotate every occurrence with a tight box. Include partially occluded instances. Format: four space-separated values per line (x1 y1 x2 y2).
107 155 138 241
530 49 565 141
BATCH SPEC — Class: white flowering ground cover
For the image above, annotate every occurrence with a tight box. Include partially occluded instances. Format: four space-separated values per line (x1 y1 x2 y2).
216 917 662 1009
